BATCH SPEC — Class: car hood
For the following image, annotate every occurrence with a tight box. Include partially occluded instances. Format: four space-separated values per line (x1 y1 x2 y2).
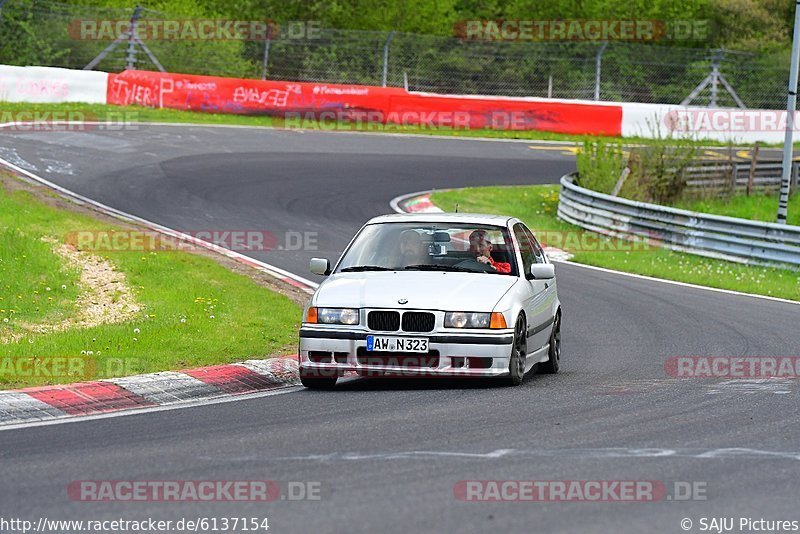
314 271 517 311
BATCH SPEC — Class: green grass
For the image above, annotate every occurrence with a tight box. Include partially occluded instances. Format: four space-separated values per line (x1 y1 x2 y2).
431 185 800 301
2 101 795 148
0 226 80 327
673 192 800 226
0 174 302 389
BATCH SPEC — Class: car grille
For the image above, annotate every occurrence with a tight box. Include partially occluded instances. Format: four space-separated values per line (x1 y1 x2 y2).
401 312 435 332
368 311 400 331
357 347 440 368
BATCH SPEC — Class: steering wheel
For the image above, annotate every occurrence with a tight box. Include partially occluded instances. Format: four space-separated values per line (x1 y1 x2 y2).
453 258 495 273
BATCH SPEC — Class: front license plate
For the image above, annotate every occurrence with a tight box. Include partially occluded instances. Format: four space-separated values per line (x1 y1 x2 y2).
366 335 429 353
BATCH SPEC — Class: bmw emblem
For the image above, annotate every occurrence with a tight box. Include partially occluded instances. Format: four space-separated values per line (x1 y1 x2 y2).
398 298 408 305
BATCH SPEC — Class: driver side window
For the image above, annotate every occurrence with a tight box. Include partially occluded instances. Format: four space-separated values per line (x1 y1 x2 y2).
523 227 546 264
513 224 535 277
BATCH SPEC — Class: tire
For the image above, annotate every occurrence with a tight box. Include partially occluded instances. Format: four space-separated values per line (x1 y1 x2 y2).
505 315 527 386
300 368 338 389
540 312 561 374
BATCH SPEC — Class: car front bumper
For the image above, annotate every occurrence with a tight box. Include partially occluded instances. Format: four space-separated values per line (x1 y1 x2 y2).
298 328 514 377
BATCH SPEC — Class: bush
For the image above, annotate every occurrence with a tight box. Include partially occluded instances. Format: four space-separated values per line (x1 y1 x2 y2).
575 138 626 194
622 123 700 204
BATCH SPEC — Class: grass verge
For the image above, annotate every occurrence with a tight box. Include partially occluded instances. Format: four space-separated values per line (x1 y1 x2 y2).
1 101 789 148
672 192 800 227
430 185 800 301
0 171 302 389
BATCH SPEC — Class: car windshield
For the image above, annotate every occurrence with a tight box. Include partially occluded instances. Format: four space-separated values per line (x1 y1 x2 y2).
336 222 517 276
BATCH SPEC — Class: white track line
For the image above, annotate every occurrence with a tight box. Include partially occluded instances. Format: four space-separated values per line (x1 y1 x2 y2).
550 259 799 306
0 155 319 292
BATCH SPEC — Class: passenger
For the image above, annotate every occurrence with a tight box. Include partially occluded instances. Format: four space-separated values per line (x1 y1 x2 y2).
468 230 511 273
399 229 427 267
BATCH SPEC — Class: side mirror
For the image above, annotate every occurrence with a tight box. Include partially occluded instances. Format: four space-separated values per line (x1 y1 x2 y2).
309 258 331 276
529 264 555 280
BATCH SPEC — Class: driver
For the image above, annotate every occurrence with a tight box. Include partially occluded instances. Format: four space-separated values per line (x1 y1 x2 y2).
468 230 511 273
399 229 428 267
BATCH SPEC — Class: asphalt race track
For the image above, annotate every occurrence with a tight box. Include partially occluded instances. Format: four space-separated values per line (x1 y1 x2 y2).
1 125 799 533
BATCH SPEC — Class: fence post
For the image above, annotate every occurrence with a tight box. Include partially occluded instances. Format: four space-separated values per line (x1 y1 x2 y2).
594 41 608 100
125 6 143 70
261 25 272 81
382 31 395 87
746 143 759 196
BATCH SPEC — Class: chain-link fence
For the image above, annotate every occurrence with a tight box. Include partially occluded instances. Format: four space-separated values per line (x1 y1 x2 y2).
0 0 791 109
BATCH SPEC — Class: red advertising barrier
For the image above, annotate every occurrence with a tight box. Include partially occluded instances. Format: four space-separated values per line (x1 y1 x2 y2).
387 93 622 135
106 70 404 115
107 69 622 135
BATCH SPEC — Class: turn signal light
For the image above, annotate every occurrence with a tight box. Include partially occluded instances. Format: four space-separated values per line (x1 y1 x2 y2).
489 312 507 329
305 307 318 323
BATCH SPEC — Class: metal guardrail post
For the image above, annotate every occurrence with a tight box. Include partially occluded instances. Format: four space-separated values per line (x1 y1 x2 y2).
382 30 395 87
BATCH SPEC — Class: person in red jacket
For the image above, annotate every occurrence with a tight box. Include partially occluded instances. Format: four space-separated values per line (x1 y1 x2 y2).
468 230 511 274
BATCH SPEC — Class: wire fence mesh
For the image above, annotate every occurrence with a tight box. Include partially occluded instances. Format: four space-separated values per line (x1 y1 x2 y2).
0 0 791 109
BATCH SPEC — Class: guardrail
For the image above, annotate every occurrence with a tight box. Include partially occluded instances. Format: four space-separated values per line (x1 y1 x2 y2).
557 173 800 269
684 161 799 192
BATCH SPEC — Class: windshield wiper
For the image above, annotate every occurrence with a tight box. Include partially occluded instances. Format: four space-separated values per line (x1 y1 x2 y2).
403 264 475 273
340 265 394 272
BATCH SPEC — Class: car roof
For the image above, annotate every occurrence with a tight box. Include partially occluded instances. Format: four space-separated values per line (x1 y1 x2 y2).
367 212 515 226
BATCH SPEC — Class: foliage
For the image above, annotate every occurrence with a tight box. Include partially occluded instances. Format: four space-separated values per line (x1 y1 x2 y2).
575 138 626 194
0 0 794 106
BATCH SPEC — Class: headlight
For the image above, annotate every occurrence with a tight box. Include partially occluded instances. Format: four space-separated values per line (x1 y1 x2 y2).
445 312 491 328
313 307 360 325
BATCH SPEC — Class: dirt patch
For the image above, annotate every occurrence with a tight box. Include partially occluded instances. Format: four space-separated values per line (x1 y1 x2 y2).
0 171 312 308
3 238 142 341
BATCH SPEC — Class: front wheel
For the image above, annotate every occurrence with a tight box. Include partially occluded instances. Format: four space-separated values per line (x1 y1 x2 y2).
539 313 561 374
505 316 527 386
300 368 338 389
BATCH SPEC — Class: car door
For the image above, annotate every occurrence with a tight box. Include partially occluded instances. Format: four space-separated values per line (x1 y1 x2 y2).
523 224 558 331
512 223 552 352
